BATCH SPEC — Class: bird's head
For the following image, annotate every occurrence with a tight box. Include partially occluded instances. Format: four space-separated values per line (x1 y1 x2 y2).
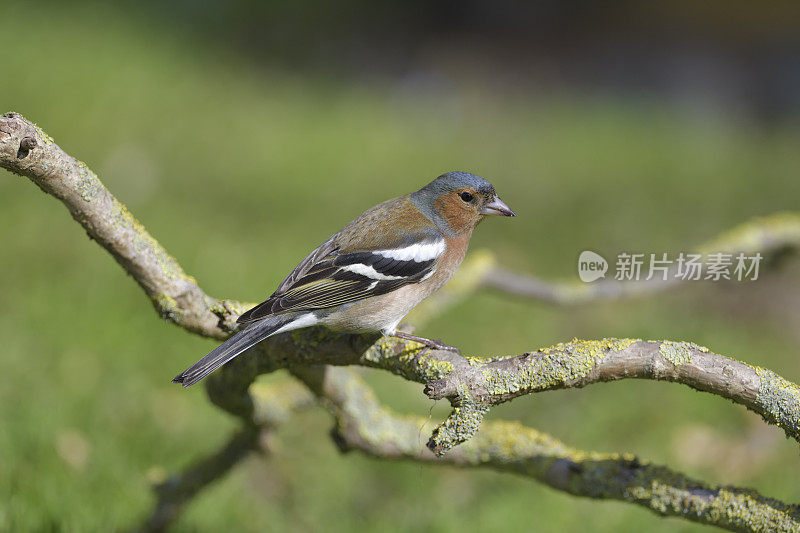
411 171 515 235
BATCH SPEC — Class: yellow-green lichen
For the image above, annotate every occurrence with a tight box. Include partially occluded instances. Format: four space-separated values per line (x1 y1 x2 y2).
753 366 800 442
152 293 183 323
351 397 422 456
417 352 454 379
539 337 639 359
313 366 428 456
111 199 194 283
30 119 54 146
465 355 503 367
696 212 800 255
249 381 314 426
428 385 489 454
75 160 101 202
629 480 800 531
289 324 342 352
208 299 256 332
455 414 800 530
481 338 640 397
362 336 452 382
658 341 696 366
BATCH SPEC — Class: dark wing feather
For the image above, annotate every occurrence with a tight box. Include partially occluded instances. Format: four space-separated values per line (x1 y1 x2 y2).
275 236 339 294
237 239 441 323
237 236 338 323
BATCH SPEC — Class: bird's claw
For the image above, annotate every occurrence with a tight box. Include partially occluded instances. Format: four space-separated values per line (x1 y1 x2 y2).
425 338 460 354
391 332 460 354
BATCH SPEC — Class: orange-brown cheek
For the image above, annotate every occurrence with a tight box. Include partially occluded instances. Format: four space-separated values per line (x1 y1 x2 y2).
435 196 479 233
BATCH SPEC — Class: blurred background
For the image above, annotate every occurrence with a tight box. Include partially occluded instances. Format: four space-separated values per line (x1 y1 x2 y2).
1 0 799 530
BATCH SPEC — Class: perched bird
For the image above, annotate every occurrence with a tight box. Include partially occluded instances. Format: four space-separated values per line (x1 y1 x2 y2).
173 171 515 387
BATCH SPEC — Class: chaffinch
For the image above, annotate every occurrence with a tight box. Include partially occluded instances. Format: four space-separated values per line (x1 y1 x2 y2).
173 171 515 386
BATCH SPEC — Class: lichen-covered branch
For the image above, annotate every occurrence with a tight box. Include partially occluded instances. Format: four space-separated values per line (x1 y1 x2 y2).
5 112 800 532
197 329 800 457
481 212 800 305
293 365 800 532
422 338 800 454
426 339 800 453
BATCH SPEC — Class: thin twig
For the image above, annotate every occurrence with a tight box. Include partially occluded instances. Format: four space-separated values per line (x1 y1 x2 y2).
142 428 261 533
480 212 800 305
138 381 315 532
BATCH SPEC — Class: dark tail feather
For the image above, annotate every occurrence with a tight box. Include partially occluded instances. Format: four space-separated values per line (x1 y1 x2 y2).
172 315 295 387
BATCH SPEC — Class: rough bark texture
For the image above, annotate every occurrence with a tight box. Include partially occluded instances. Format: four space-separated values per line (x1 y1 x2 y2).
294 366 800 533
3 112 800 532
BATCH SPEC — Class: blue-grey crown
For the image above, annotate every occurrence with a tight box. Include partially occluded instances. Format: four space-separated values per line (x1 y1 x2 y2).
416 171 495 197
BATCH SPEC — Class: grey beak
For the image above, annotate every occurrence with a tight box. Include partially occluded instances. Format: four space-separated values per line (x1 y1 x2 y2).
480 195 516 217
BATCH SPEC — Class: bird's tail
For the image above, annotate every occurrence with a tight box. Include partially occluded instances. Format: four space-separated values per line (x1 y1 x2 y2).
172 314 299 387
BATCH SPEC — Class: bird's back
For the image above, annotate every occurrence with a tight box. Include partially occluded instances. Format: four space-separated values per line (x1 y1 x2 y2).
333 194 443 252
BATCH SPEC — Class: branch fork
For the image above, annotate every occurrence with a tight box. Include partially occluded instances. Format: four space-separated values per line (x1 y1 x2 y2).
4 111 800 532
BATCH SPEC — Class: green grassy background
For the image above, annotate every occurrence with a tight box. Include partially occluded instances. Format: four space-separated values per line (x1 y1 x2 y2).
2 3 799 531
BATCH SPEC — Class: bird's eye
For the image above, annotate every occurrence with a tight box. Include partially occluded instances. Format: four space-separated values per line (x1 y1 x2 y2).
459 191 474 202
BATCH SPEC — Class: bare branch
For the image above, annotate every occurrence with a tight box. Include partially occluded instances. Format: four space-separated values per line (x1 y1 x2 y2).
481 265 679 303
481 213 800 304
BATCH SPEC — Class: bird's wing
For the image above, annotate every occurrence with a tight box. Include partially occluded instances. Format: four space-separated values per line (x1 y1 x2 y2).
237 233 445 323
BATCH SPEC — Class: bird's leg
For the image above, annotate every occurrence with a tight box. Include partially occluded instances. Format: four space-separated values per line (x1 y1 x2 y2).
391 331 460 354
